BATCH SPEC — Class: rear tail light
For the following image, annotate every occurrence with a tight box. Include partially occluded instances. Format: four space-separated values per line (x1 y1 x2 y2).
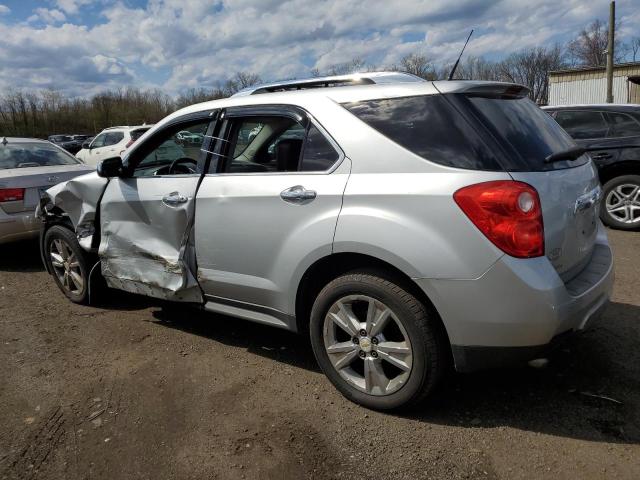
454 181 544 258
125 139 135 148
0 188 25 202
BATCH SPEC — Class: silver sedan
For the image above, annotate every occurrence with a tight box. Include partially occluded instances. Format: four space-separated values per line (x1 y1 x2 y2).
0 137 93 244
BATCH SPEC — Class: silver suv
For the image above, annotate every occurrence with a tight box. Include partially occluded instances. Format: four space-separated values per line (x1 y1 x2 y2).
38 74 614 410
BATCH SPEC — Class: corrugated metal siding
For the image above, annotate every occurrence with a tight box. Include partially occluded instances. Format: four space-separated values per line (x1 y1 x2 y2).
549 77 628 105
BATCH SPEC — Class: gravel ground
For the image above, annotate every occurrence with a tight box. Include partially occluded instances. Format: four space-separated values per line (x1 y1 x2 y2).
0 229 639 480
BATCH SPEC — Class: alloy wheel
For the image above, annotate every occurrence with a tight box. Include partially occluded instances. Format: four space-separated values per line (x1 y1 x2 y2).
322 294 413 396
605 183 640 225
50 238 84 295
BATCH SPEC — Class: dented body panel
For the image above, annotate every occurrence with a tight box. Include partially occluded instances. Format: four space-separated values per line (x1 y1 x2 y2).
98 176 203 302
42 172 108 250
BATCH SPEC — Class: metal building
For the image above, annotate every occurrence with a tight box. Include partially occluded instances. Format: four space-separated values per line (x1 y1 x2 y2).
548 62 640 105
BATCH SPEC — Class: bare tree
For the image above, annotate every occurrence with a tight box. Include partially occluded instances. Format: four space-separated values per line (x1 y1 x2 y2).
446 56 501 81
498 45 566 104
567 19 624 67
399 53 437 80
629 37 640 62
0 71 261 138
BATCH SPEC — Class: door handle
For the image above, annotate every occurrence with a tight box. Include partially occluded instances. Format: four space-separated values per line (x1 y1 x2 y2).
280 185 317 204
162 191 188 206
591 152 613 160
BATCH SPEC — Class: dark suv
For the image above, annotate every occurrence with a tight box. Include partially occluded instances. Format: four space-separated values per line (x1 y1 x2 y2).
543 104 640 230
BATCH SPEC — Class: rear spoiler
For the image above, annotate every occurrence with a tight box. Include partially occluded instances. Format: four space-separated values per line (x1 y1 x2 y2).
434 81 530 98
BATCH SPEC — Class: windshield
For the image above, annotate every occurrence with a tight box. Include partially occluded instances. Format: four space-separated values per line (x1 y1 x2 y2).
0 143 80 169
461 95 587 171
51 135 73 142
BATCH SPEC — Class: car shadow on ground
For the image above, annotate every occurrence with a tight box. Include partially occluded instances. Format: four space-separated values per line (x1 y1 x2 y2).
0 239 44 272
151 305 321 373
152 300 640 445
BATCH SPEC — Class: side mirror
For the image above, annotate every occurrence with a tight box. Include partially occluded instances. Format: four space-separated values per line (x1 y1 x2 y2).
97 157 123 178
82 141 91 149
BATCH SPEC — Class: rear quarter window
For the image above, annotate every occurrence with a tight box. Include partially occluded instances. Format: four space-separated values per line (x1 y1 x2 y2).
463 95 585 171
342 95 502 171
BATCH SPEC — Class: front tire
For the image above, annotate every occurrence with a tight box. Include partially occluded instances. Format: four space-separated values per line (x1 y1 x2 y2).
309 271 447 410
600 175 640 230
44 225 94 304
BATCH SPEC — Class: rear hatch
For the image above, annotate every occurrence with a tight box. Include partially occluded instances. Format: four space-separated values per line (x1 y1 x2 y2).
0 165 93 214
454 91 600 281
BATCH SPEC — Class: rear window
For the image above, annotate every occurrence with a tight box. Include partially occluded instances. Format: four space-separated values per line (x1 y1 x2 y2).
343 95 502 170
130 128 150 141
0 143 80 169
463 95 585 171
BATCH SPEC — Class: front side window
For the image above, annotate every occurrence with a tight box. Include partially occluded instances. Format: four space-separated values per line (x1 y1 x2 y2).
132 121 209 177
554 110 609 139
221 115 338 173
91 133 107 148
607 112 640 138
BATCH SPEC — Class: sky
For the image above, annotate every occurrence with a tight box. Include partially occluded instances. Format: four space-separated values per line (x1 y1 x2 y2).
0 0 638 97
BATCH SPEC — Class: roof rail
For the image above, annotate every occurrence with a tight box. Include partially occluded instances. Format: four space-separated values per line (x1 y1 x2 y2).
232 71 424 97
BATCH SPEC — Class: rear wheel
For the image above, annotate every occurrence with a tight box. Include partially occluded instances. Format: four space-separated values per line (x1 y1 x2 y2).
45 225 94 304
601 175 640 230
310 271 447 410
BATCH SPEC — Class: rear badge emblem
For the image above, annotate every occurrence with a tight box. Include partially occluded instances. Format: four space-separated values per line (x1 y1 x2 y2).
47 175 59 183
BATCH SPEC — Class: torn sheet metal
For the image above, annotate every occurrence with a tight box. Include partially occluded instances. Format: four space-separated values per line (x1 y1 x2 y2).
43 172 108 251
98 177 203 303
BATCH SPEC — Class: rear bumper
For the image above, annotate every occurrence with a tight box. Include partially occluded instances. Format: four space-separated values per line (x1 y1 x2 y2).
0 210 39 245
416 222 614 372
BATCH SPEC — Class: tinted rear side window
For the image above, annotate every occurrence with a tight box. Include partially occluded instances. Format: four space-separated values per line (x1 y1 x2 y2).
607 112 640 138
554 110 609 139
464 95 584 171
300 125 339 171
343 95 502 170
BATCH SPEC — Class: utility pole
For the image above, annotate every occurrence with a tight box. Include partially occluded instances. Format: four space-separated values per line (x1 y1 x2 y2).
606 1 615 103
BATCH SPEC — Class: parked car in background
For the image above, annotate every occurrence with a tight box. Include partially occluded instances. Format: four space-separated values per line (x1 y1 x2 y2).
48 134 83 154
0 137 93 244
75 125 153 166
543 104 640 230
39 75 612 410
176 130 204 145
72 134 93 145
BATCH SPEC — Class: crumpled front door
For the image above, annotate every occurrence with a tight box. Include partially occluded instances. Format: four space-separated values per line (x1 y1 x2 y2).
98 175 203 302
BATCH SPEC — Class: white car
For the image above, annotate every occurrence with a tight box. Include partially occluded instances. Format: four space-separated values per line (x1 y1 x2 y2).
75 125 152 166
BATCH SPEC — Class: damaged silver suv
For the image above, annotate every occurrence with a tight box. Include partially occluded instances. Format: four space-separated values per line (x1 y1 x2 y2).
38 73 614 410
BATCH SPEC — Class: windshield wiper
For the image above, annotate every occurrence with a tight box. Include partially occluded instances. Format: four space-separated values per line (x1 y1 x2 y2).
545 143 640 164
544 146 585 164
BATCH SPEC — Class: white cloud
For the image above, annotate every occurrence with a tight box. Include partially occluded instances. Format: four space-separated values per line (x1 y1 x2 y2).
0 4 10 15
55 0 95 15
28 8 67 24
0 0 637 97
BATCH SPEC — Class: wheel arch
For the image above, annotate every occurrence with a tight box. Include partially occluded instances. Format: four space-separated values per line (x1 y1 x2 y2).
598 160 640 185
294 252 453 354
39 206 75 275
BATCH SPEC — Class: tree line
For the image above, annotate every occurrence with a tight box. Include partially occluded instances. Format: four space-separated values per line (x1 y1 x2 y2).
1 19 638 139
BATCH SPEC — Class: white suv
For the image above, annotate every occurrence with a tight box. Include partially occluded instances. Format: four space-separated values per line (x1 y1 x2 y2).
76 125 152 166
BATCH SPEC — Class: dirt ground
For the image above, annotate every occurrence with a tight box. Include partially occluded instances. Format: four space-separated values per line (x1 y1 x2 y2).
0 230 639 480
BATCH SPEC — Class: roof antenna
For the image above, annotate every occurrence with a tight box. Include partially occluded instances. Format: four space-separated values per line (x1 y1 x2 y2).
1 137 7 146
447 29 474 81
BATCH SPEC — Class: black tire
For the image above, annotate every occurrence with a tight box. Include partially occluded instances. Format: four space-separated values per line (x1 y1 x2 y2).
600 175 640 230
44 225 96 305
309 271 447 411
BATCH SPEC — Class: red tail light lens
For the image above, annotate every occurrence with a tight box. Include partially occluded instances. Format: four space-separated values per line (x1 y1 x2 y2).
125 139 135 149
0 188 25 202
454 181 544 258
